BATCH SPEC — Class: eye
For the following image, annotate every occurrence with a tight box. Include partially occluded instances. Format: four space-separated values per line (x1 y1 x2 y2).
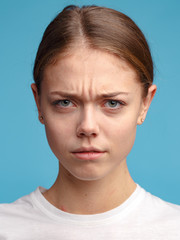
53 99 74 108
104 100 123 109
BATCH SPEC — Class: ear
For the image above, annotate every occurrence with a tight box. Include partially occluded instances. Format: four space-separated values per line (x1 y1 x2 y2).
31 83 44 124
137 84 157 125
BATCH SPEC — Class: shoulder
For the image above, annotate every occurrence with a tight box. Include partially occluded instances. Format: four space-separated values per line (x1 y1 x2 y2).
138 186 180 223
129 185 180 238
0 189 47 238
0 189 41 233
0 192 34 217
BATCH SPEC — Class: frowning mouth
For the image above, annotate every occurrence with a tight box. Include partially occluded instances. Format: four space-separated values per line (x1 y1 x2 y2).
72 151 105 160
71 147 106 160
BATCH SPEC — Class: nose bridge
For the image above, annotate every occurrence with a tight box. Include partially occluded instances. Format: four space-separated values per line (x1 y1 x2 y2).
77 104 99 137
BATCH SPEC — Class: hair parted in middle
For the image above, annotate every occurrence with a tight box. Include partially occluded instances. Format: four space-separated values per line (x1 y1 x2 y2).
33 5 153 97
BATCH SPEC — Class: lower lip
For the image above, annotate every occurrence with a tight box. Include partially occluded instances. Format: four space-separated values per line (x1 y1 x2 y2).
72 152 105 160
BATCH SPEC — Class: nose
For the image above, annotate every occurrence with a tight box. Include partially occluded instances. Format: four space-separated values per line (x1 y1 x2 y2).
76 106 100 138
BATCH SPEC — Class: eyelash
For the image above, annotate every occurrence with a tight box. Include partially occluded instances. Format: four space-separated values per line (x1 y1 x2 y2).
52 99 126 110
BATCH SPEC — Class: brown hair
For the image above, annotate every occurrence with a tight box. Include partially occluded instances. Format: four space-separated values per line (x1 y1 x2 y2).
33 5 153 97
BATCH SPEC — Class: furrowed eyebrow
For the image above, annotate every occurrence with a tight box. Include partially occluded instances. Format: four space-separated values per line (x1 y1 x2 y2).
101 92 129 98
49 91 129 99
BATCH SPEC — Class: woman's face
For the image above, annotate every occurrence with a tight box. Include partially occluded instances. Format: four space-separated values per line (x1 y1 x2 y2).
32 48 155 181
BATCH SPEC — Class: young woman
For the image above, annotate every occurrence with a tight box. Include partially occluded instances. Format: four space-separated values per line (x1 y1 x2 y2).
0 5 180 239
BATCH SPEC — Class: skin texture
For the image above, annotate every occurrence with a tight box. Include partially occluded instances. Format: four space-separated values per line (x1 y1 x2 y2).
31 48 156 214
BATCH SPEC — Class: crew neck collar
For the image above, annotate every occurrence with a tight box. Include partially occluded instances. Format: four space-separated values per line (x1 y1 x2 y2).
31 184 145 225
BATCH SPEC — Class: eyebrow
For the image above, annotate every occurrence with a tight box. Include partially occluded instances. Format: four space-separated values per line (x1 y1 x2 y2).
49 91 129 99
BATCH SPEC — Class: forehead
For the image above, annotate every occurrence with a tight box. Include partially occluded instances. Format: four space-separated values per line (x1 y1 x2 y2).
42 48 141 97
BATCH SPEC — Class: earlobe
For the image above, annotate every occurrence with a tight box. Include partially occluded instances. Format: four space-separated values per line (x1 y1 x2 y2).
137 116 145 125
31 83 44 124
137 84 157 125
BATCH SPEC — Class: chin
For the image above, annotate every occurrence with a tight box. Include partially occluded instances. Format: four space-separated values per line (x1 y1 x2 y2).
58 157 112 182
61 165 105 182
74 174 103 182
69 167 111 182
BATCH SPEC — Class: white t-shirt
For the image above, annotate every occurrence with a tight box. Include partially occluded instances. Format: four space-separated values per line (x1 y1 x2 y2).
0 184 180 239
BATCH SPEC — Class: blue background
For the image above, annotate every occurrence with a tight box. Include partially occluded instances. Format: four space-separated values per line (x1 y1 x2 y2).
0 0 180 204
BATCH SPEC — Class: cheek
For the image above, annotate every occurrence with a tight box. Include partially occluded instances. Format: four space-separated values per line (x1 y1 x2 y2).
44 117 74 154
106 116 137 156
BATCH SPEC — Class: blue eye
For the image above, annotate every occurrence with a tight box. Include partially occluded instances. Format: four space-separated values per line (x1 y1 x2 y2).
54 99 73 107
60 100 71 106
105 100 121 109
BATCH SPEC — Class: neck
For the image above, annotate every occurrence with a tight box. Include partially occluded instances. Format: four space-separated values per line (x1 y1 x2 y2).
43 159 136 214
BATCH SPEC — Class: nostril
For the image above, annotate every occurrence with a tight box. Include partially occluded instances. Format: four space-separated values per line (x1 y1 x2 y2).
77 131 97 138
76 118 100 137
